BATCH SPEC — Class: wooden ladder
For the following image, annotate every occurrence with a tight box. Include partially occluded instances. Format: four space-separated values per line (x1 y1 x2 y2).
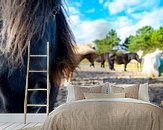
24 41 50 124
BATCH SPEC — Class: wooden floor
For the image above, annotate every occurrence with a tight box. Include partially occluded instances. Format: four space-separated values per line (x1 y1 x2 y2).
0 114 46 130
0 122 43 130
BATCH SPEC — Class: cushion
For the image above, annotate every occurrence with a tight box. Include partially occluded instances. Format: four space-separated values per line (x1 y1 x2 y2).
84 93 126 99
101 82 115 93
74 85 102 100
138 83 149 102
110 84 139 99
66 84 76 103
66 82 110 102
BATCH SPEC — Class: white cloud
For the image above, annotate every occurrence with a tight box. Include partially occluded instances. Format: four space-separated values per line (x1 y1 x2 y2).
69 15 110 43
74 2 82 7
69 6 79 15
99 0 104 4
113 8 163 43
114 16 133 28
69 7 163 44
104 0 140 14
104 0 160 14
68 1 163 45
69 15 80 25
137 8 163 28
85 8 95 13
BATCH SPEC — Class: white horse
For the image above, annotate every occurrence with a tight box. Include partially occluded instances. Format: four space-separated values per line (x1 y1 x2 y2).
142 49 163 78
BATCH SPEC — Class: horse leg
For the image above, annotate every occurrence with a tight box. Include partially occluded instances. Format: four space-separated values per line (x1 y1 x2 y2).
111 63 115 71
101 62 103 68
137 63 141 72
93 63 95 67
101 60 105 68
90 63 95 67
124 64 127 71
109 60 115 71
103 60 105 68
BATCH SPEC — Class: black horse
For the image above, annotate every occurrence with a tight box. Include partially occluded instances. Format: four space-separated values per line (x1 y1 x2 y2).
84 52 110 68
0 0 76 113
98 52 110 68
108 52 141 71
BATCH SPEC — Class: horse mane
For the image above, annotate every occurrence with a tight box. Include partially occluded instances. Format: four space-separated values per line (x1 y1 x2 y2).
0 0 77 85
74 43 96 55
0 0 61 64
52 8 77 85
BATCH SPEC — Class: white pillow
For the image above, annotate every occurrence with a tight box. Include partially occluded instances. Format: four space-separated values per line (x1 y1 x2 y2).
66 82 110 103
108 83 149 102
66 84 101 103
109 84 137 94
138 83 149 102
66 84 75 103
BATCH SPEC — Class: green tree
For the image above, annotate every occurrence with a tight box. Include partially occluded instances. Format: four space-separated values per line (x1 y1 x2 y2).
124 26 155 53
151 27 163 49
94 29 121 54
124 26 163 54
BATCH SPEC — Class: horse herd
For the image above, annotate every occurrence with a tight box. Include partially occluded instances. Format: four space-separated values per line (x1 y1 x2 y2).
74 44 163 79
75 44 141 71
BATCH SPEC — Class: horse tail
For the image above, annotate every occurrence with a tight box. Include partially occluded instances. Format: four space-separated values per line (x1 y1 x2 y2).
52 7 77 86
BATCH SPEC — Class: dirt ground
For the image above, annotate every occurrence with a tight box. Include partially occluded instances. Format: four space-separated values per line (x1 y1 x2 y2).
56 63 163 108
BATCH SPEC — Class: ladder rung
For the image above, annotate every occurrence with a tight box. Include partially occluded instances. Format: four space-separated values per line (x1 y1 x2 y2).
27 104 47 107
29 70 47 73
30 55 47 57
28 89 47 91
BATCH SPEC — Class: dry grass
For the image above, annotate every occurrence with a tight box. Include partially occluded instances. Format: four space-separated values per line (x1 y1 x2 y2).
80 59 141 71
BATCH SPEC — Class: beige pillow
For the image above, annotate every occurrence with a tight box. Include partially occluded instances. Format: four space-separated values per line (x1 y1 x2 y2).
84 93 126 99
138 83 149 102
74 85 102 100
110 84 139 99
101 82 115 93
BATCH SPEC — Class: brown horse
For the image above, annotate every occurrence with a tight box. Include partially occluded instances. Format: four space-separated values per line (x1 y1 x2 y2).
84 52 99 67
61 44 97 86
84 52 110 68
108 52 141 71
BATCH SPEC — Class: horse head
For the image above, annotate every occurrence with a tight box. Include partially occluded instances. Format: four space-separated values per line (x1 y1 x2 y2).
74 43 96 55
0 0 76 113
130 53 142 63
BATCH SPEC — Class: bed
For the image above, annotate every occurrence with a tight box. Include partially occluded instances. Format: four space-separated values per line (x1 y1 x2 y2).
42 98 163 130
24 83 163 130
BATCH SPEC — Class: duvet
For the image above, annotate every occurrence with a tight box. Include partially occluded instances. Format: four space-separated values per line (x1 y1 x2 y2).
42 98 163 130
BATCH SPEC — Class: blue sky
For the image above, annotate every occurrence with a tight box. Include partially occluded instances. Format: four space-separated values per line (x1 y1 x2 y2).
67 0 163 44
